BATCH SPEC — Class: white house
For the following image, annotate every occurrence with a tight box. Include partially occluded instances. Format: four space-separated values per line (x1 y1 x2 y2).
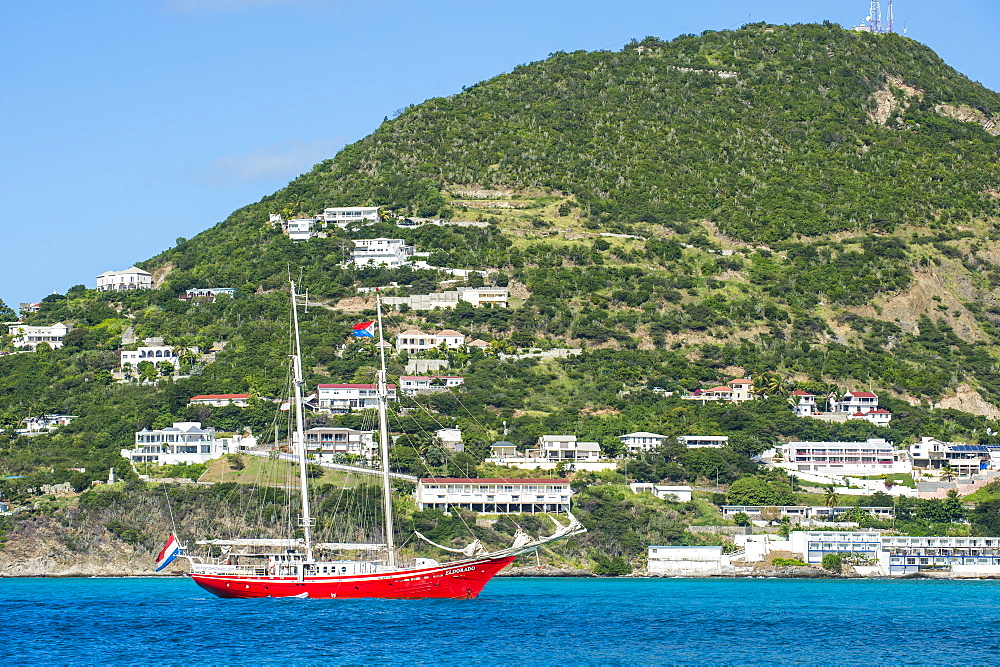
316 383 397 413
682 378 754 403
776 438 909 476
350 238 414 268
398 375 465 395
96 266 153 292
322 206 380 228
680 435 729 449
907 437 991 476
8 322 69 350
189 393 251 407
180 288 235 301
382 287 510 311
415 478 573 513
835 391 879 413
620 432 669 453
435 428 464 452
533 435 603 462
121 344 195 373
396 330 467 354
790 390 817 416
285 218 318 241
458 288 509 307
304 427 376 461
647 546 728 575
630 483 692 502
16 414 78 434
123 421 227 465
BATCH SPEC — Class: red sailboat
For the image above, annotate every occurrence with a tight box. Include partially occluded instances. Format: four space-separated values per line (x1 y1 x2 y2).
178 282 584 599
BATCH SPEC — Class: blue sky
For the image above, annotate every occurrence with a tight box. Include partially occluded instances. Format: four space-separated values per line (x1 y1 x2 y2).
2 0 998 310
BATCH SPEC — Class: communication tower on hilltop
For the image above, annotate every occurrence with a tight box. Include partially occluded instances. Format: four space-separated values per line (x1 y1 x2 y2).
885 0 894 33
867 0 882 33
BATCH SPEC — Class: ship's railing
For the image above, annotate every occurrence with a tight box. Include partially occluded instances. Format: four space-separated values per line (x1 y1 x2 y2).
191 563 267 577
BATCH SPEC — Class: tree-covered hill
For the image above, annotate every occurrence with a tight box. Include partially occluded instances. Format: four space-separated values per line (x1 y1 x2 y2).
4 21 1000 499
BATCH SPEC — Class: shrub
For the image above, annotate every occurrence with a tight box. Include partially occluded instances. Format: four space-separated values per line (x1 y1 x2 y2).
822 553 843 572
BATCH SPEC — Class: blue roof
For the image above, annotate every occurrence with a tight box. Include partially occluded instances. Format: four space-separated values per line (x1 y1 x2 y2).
950 445 989 452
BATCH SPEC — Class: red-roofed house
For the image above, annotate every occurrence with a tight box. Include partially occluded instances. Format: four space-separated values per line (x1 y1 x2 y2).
415 478 573 513
790 390 817 416
316 383 397 413
189 393 251 407
682 378 755 403
836 391 879 414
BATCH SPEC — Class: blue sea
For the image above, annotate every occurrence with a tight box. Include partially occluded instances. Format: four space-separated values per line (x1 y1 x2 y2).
3 576 1000 665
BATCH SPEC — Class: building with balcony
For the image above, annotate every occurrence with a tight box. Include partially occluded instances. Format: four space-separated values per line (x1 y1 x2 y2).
681 378 753 403
121 343 196 372
395 329 467 354
8 322 69 350
834 391 879 413
906 437 992 476
415 478 573 513
350 238 414 268
123 421 226 465
679 435 729 449
721 505 896 523
304 427 376 461
619 432 669 453
398 375 465 395
189 394 251 407
180 288 235 301
315 383 397 413
285 218 318 241
532 435 603 462
630 484 693 502
790 390 817 416
96 266 153 292
322 206 380 228
776 438 909 476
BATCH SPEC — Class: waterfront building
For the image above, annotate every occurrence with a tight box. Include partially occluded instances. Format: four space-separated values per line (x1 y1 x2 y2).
414 478 573 513
647 546 728 575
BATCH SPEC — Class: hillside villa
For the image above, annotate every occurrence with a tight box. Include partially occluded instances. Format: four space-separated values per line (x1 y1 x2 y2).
122 422 255 466
8 322 69 350
314 383 397 413
681 378 753 403
350 238 414 268
96 266 152 292
189 393 252 407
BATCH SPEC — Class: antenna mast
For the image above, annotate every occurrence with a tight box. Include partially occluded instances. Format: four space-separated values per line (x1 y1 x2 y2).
885 0 894 33
867 0 882 33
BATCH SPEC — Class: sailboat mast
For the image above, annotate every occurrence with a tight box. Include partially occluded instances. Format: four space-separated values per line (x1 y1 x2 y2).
290 281 314 562
375 293 397 568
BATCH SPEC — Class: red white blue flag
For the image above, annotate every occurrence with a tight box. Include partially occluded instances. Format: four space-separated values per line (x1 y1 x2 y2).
353 321 375 337
155 533 181 572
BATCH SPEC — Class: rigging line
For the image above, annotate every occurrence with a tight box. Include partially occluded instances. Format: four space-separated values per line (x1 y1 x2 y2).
161 484 180 537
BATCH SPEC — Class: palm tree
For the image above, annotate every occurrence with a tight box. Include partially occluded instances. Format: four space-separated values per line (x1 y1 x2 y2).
823 484 839 509
940 462 955 482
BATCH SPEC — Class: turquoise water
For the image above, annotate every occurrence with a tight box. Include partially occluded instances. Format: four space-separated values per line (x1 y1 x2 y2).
3 576 1000 664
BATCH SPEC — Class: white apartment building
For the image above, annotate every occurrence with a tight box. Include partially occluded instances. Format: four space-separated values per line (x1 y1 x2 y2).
285 218 318 241
395 329 466 354
458 288 509 307
382 287 509 310
123 421 226 465
316 383 397 413
96 266 153 292
322 206 380 228
721 505 896 523
777 438 909 476
350 238 414 268
398 375 465 395
532 435 603 462
619 432 669 453
415 478 573 513
680 435 729 449
8 322 69 350
188 393 251 407
304 427 376 461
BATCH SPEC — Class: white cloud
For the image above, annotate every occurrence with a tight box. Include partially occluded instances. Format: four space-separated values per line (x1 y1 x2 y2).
196 138 346 186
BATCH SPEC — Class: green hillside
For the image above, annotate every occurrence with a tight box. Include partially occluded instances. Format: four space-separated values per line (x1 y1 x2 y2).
3 22 1000 553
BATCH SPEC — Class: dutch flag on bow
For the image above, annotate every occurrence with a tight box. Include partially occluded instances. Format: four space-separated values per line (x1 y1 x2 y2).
353 321 375 337
155 533 181 572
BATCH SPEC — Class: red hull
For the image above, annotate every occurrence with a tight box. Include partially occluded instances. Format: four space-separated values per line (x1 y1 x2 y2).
188 556 516 599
